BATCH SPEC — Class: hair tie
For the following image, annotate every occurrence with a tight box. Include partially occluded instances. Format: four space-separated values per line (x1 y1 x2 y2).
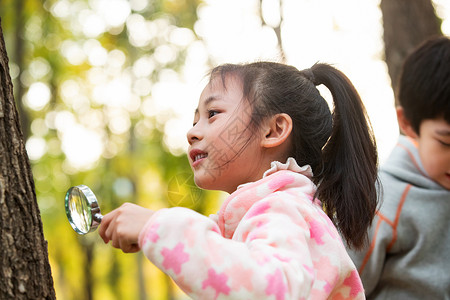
301 69 316 85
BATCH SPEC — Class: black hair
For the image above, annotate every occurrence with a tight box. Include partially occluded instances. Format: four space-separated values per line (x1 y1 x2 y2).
210 62 378 249
397 35 450 133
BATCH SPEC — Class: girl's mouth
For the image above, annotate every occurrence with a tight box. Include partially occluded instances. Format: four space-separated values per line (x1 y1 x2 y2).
194 153 207 162
189 149 208 167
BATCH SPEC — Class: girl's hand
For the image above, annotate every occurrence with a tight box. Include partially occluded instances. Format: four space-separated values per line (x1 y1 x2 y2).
99 203 155 253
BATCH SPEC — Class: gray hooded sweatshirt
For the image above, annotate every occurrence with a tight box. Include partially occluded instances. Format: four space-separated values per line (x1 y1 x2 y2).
348 135 450 299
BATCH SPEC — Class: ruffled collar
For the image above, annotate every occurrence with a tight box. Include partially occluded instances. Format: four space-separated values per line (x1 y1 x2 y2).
263 157 313 178
236 157 313 190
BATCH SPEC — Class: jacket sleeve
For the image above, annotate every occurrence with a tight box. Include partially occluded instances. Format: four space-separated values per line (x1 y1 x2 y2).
138 194 323 299
347 211 394 295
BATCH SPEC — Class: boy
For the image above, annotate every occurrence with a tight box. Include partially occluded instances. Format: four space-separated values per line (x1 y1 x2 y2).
348 36 450 299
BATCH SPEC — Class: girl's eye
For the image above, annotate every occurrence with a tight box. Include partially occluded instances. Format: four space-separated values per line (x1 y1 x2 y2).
208 110 219 119
438 140 450 147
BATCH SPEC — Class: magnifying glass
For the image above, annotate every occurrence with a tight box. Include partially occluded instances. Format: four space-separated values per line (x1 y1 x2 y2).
65 185 103 235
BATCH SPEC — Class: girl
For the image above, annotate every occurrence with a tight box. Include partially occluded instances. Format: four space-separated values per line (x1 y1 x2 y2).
99 62 378 299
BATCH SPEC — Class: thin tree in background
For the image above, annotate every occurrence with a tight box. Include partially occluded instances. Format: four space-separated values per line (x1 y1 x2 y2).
259 0 286 63
0 19 56 299
381 0 442 103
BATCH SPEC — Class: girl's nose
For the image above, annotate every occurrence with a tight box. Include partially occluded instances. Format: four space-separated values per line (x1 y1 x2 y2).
187 124 203 145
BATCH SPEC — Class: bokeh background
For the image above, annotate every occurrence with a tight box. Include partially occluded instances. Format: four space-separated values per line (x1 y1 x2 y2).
0 0 449 299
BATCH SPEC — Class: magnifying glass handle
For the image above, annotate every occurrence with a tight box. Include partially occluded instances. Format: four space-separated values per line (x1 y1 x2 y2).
93 213 103 223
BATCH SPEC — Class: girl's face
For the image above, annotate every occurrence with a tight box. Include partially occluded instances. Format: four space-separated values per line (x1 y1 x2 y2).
186 75 267 193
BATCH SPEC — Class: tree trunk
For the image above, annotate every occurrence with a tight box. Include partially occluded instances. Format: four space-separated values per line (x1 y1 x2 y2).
380 0 442 103
0 19 56 300
13 0 29 139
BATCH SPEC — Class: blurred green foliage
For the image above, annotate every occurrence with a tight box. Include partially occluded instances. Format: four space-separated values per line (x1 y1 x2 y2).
0 0 224 299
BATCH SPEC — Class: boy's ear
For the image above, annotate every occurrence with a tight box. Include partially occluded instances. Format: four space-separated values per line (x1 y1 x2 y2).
261 113 293 148
396 106 418 138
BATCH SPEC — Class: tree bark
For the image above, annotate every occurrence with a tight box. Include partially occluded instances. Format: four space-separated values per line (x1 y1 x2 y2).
0 19 56 300
12 0 29 139
380 0 442 103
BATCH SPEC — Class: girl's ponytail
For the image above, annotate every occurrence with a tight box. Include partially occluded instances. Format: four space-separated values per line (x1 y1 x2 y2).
309 63 379 250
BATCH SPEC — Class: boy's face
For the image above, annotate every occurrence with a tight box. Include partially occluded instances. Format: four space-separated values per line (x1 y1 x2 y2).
416 118 450 190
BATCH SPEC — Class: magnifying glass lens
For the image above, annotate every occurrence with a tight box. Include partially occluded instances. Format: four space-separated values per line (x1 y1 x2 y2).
66 186 93 234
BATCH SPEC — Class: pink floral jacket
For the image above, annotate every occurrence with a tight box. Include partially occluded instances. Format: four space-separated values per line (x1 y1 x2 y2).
138 159 364 299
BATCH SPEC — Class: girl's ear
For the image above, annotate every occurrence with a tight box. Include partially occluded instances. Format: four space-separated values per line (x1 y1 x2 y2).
396 106 418 138
261 113 293 148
